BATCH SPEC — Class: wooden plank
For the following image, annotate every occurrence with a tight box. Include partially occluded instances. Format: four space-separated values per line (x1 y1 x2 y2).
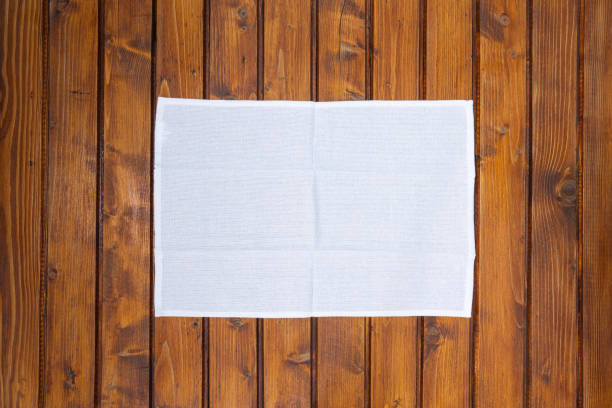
317 0 366 101
262 1 312 407
474 0 528 406
422 1 472 407
317 318 365 408
369 1 420 407
209 0 258 100
316 1 366 406
529 1 579 406
0 1 43 406
44 0 98 406
153 318 202 408
100 0 152 406
262 319 311 407
153 1 204 407
208 1 258 406
263 0 311 101
583 1 612 406
372 0 421 100
370 318 418 408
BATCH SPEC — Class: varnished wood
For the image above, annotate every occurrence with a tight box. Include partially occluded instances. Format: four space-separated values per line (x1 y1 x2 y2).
0 1 44 406
262 1 312 406
153 1 205 406
316 1 367 407
45 0 98 406
100 0 153 406
583 1 612 406
474 0 528 406
369 1 421 407
208 1 259 406
530 1 580 406
317 0 366 101
422 1 473 407
209 0 258 100
3 2 612 406
263 0 312 101
317 318 365 408
372 0 421 100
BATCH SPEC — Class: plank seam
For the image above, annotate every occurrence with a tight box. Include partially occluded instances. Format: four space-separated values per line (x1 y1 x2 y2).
257 2 264 406
39 0 50 405
365 1 372 406
524 0 533 406
203 1 211 406
311 1 319 406
470 0 480 407
94 0 105 405
418 1 426 406
149 0 158 406
576 0 585 406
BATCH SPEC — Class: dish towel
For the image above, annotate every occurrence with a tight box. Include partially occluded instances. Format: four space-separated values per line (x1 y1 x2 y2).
154 98 475 317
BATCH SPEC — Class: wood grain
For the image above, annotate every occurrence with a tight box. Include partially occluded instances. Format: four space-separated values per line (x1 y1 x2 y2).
263 319 311 407
100 0 152 406
583 1 612 406
369 1 421 407
372 0 421 100
153 1 204 407
316 1 367 407
209 0 258 100
474 0 528 407
208 1 259 406
529 1 580 406
370 318 418 408
317 318 365 408
262 1 312 406
263 0 311 101
44 0 98 406
0 1 43 406
423 1 472 407
317 0 366 101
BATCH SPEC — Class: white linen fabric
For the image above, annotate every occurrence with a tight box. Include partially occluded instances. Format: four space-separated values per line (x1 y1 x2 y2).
154 98 475 317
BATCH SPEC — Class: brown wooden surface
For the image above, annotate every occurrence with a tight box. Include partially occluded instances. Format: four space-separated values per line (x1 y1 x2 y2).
316 1 367 407
0 1 43 407
2 1 612 407
208 1 259 407
369 1 421 406
262 1 312 407
44 0 98 406
153 1 205 406
99 0 152 406
583 1 612 406
423 1 473 407
530 1 580 406
474 0 528 406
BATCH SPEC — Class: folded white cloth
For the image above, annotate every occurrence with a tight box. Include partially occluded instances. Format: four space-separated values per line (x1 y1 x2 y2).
154 98 475 317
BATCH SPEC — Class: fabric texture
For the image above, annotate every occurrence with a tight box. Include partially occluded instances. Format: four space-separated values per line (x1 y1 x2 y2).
154 98 475 317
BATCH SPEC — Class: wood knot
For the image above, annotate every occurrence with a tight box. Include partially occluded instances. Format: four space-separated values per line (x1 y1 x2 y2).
424 325 442 345
241 368 251 379
347 360 364 374
237 8 248 18
496 125 509 135
64 366 77 390
499 13 510 26
286 352 310 365
557 179 577 206
228 318 247 330
48 267 58 281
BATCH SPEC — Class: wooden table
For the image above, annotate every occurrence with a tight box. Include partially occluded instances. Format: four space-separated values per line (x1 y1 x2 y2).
1 0 610 407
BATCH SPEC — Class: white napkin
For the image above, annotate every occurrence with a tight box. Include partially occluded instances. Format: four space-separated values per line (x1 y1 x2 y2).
154 98 475 317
